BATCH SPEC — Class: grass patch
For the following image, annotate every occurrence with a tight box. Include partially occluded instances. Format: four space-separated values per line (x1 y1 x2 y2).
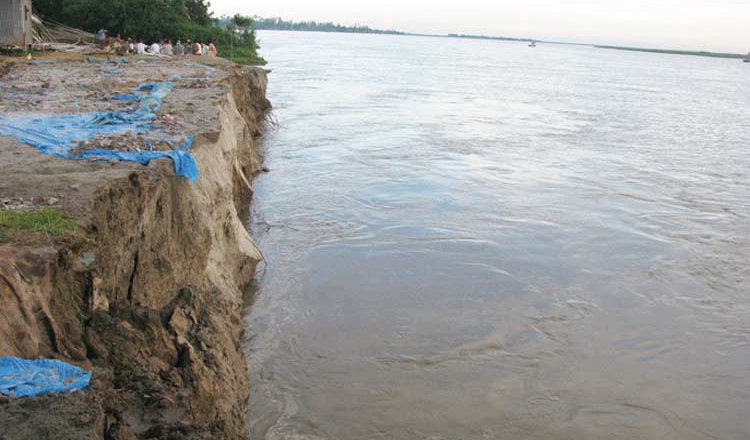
218 44 267 66
0 208 77 237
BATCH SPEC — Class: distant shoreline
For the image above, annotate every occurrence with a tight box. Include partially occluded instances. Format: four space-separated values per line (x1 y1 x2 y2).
254 27 745 60
596 45 744 59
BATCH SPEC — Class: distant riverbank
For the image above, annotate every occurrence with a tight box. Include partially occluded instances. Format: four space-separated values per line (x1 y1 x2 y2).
596 45 745 59
253 18 746 61
252 17 404 35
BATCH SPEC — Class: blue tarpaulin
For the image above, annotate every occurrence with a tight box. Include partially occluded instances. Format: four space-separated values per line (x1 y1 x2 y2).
111 93 140 101
0 82 198 182
84 55 129 65
0 357 92 398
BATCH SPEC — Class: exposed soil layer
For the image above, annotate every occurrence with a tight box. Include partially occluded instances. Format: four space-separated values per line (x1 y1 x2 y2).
0 56 271 439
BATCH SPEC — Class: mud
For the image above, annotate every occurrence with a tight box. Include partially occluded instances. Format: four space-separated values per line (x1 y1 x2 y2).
0 56 271 439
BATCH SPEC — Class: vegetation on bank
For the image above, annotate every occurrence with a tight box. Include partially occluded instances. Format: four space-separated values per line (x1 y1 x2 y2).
217 14 265 65
596 45 744 59
251 17 404 35
31 0 265 64
447 33 534 43
249 17 535 42
0 208 76 239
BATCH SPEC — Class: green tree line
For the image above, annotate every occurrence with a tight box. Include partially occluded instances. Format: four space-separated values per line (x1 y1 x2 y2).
32 0 264 64
251 17 404 35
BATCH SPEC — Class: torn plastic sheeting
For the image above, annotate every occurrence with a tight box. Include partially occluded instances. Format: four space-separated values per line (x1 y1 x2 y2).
136 59 166 64
135 83 171 114
0 82 198 182
136 83 158 91
97 66 120 74
111 93 140 101
84 55 129 64
0 357 92 398
83 143 197 181
4 91 41 98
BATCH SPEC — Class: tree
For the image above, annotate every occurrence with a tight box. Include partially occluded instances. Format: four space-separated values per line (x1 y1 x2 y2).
229 14 259 49
185 0 212 25
231 14 253 29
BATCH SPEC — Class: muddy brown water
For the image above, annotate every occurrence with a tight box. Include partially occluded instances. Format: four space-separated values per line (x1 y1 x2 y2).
245 31 750 440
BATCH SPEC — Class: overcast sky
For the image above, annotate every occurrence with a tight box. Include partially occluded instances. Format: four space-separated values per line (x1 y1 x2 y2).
210 0 749 53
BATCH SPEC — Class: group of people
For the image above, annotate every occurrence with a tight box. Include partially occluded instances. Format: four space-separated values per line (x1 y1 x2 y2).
137 39 217 57
97 29 218 58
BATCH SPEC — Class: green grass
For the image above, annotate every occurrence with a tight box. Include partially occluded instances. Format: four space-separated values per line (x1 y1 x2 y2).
0 208 77 237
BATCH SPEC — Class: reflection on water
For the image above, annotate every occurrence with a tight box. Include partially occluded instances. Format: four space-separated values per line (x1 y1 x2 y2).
245 31 750 440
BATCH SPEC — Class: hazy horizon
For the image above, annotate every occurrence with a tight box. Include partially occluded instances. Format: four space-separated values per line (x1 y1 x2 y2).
211 0 749 53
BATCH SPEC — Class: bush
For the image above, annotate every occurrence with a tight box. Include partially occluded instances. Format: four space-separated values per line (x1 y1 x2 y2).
218 44 266 66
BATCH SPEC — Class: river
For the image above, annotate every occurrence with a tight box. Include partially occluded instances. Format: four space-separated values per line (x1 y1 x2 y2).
245 30 750 440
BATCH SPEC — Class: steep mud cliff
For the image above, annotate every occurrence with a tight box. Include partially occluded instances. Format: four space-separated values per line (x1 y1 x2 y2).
0 61 271 439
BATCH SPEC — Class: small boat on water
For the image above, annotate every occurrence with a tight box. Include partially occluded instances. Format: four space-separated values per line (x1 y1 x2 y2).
743 52 750 63
529 41 537 48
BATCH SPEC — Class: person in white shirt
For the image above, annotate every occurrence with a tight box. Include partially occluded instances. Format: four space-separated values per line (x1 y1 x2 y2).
135 40 147 55
149 41 160 55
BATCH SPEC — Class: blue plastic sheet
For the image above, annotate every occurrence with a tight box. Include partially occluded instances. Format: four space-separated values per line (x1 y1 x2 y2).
0 357 92 397
0 82 198 181
84 55 129 65
112 93 140 101
97 66 120 74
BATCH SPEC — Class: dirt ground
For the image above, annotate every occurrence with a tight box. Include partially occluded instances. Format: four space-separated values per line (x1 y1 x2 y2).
0 55 271 439
0 55 232 225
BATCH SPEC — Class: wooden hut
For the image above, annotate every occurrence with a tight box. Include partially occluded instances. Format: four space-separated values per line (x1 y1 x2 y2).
0 0 33 48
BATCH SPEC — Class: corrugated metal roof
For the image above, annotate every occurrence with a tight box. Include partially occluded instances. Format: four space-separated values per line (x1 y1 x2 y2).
0 0 33 47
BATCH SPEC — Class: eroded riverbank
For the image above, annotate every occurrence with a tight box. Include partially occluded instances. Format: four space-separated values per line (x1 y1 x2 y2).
0 56 270 439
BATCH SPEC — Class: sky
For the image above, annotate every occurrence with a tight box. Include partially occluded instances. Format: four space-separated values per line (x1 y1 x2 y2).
210 0 749 53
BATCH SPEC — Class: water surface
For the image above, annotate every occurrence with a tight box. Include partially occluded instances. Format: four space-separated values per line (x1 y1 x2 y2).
246 30 750 440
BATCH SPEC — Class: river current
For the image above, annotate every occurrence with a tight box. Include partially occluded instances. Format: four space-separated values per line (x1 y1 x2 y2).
245 30 750 440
